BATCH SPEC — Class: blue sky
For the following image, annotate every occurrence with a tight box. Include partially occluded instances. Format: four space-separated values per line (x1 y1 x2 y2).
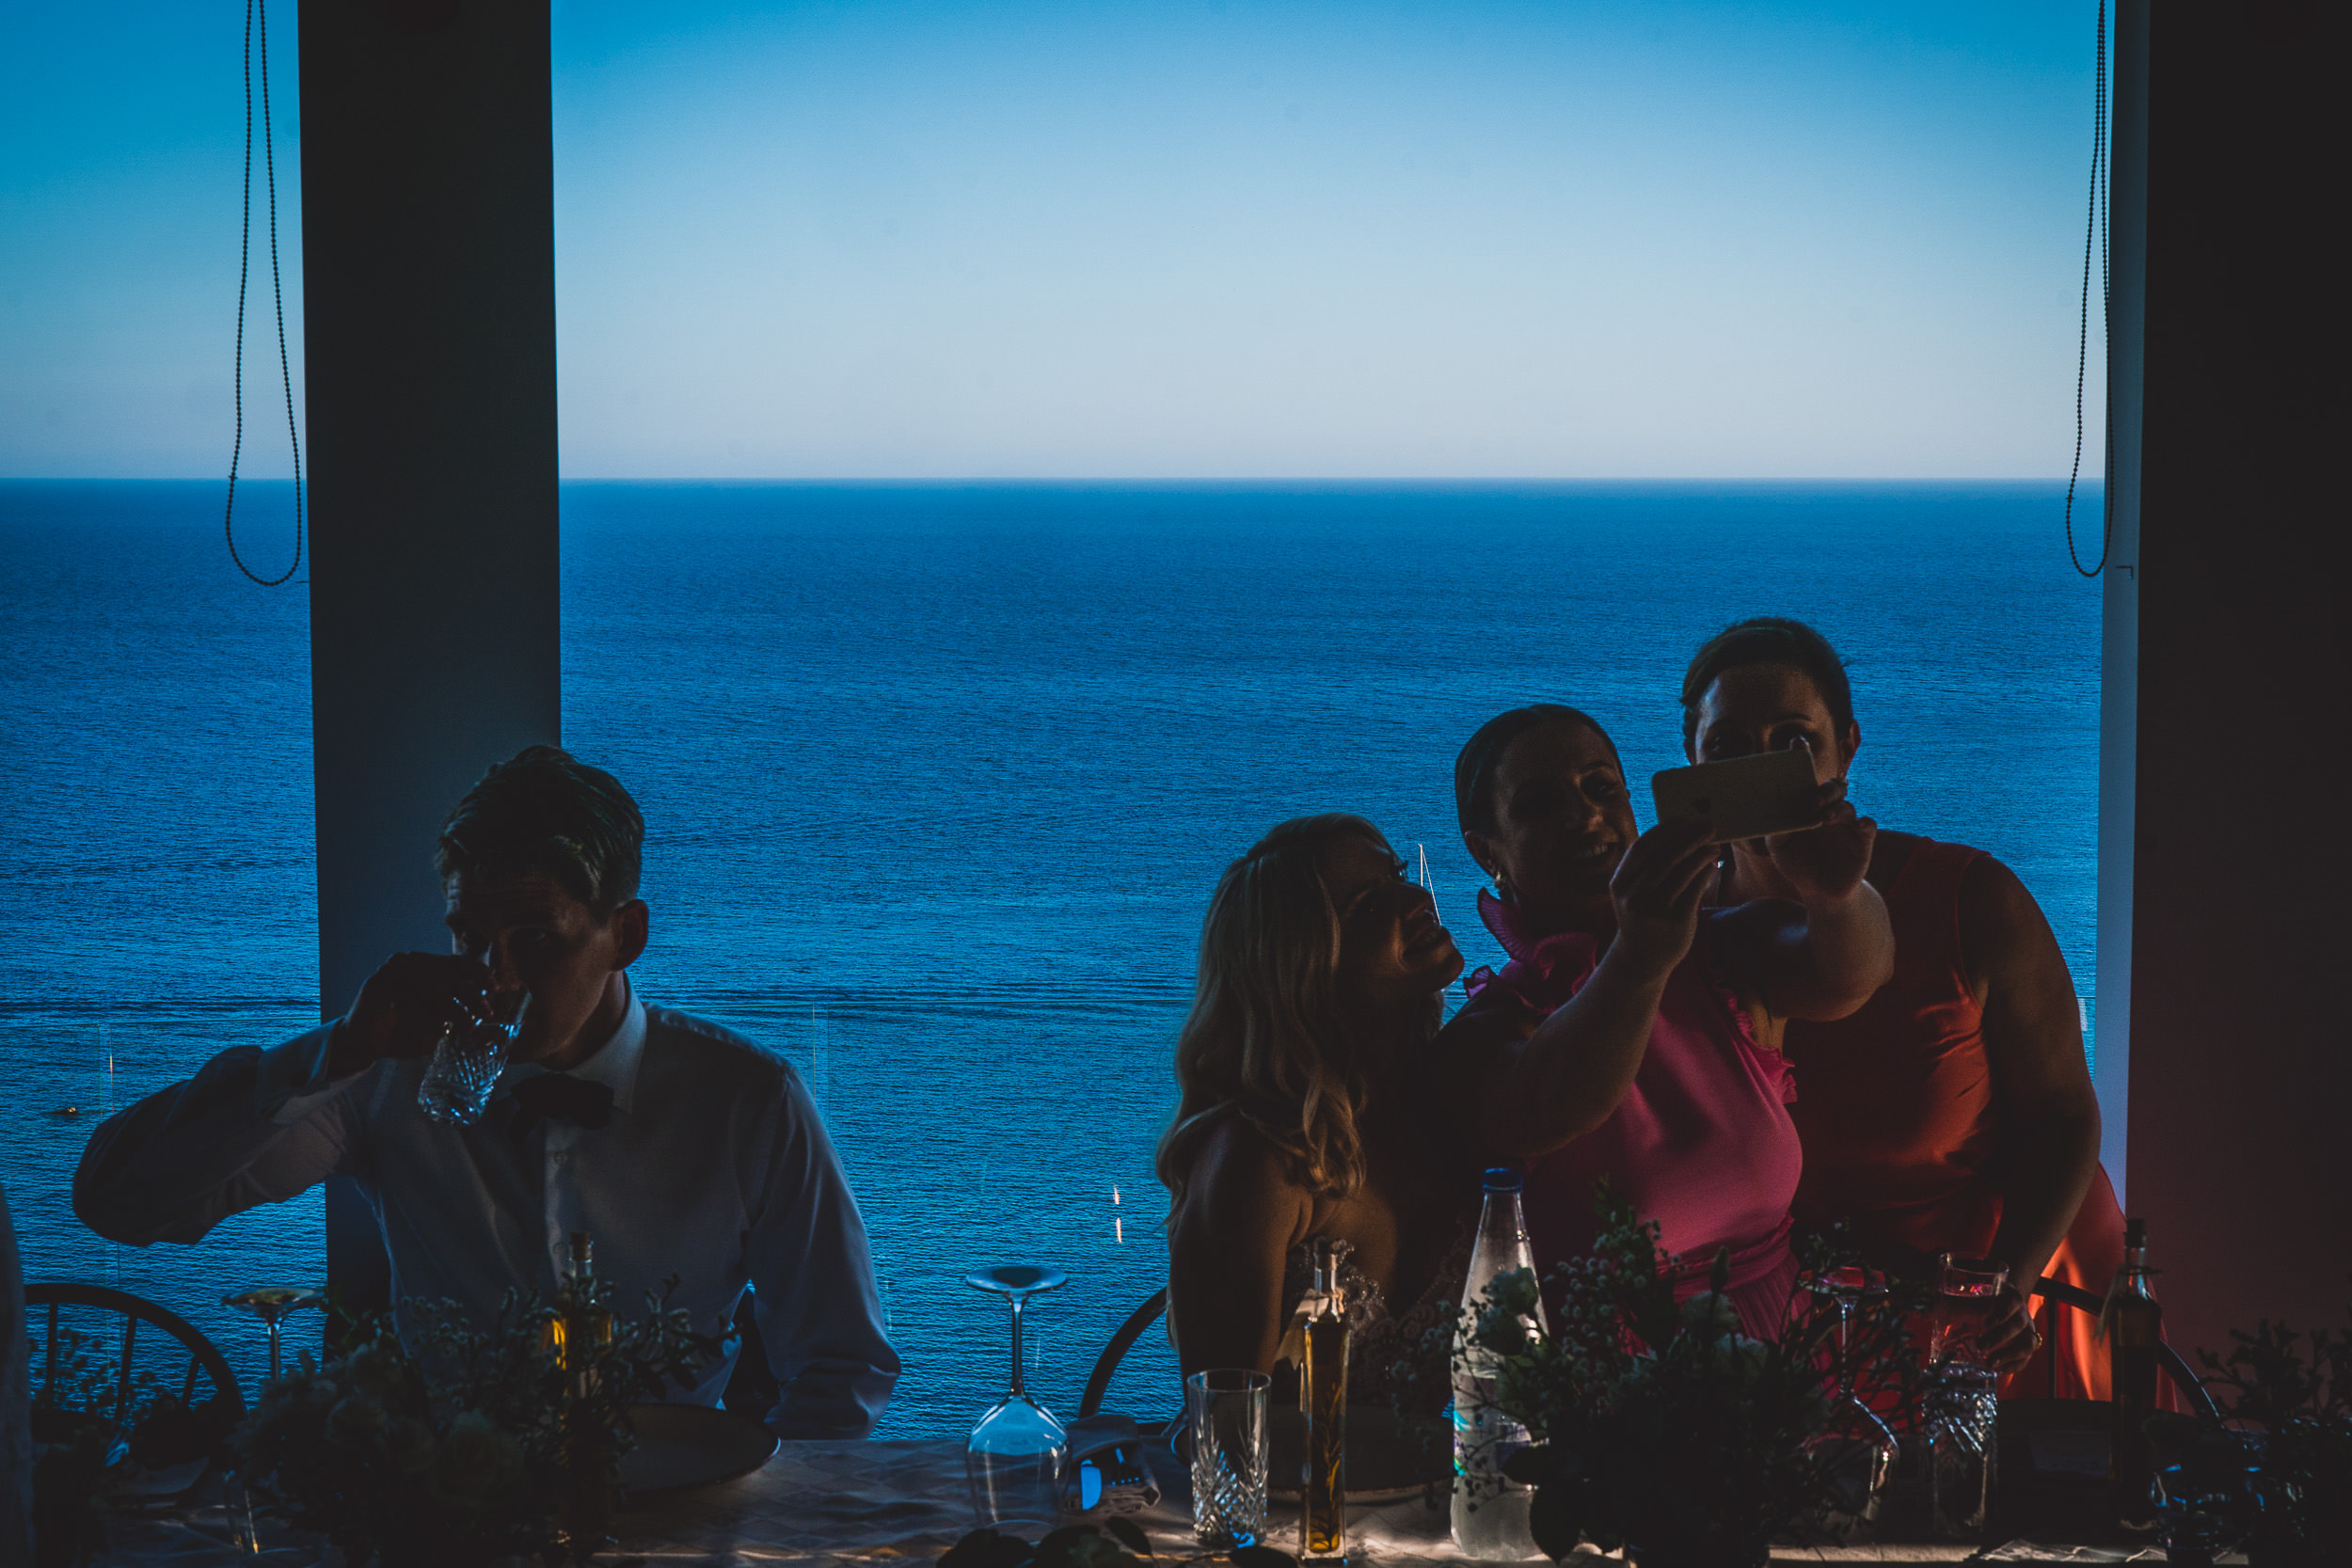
1 1 2106 479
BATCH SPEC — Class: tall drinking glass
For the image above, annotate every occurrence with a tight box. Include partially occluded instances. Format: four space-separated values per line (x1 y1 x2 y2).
1186 1369 1269 1551
965 1265 1069 1532
1925 1255 2007 1542
417 992 532 1127
1926 1364 2001 1540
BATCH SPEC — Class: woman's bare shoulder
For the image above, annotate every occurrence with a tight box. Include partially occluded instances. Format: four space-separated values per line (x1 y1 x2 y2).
1172 1113 1315 1255
1954 849 2069 989
1184 1112 1302 1193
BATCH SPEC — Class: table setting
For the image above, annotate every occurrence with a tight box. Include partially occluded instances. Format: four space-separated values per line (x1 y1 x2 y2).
32 1229 2311 1568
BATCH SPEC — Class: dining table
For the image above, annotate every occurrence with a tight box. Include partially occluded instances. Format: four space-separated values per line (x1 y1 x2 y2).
93 1432 2214 1568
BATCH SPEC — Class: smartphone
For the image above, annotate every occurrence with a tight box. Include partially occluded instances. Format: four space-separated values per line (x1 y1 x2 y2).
1649 748 1822 843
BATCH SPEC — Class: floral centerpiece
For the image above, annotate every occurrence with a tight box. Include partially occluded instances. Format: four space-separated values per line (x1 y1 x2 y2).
1454 1193 1927 1568
231 1278 718 1568
2176 1309 2352 1566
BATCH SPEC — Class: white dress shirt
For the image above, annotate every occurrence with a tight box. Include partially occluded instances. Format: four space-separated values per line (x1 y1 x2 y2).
74 984 899 1437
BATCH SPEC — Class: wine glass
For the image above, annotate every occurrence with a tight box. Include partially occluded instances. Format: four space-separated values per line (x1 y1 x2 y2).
223 1287 327 1381
1930 1255 2010 1370
1802 1264 1899 1530
965 1264 1069 1531
1923 1255 2009 1543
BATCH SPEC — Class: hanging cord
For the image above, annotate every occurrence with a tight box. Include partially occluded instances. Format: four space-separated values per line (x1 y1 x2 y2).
224 0 304 587
2063 0 2112 577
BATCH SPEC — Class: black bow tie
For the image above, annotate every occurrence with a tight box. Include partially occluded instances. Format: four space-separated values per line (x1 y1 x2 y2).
507 1072 615 1139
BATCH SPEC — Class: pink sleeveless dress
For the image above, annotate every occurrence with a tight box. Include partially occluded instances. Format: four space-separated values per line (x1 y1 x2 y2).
1466 891 1804 1338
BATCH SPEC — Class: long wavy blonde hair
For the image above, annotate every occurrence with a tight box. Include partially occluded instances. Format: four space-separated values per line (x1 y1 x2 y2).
1154 814 1438 1209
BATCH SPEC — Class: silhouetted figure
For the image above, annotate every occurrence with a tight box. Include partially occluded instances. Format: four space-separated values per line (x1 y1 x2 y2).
1158 815 1474 1408
1438 704 1893 1335
1683 617 2121 1394
73 748 898 1437
2 1182 30 1568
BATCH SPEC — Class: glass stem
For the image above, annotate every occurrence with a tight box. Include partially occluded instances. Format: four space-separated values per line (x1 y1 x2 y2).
1007 1294 1027 1398
1835 1300 1853 1400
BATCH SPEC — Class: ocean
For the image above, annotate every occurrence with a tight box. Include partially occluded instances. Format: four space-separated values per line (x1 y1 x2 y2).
0 479 2101 1437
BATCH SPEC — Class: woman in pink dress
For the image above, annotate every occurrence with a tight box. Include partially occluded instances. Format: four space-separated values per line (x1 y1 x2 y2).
1438 704 1895 1336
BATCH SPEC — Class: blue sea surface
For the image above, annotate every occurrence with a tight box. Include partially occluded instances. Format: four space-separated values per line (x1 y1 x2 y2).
0 479 2101 1436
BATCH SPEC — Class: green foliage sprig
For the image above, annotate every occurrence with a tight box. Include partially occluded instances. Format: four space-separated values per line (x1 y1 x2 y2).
1456 1191 1930 1568
28 1323 239 1566
2195 1310 2352 1566
231 1278 720 1568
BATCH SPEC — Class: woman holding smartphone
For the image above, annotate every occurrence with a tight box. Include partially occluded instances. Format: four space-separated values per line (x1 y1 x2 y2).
1680 617 2119 1395
1438 704 1894 1335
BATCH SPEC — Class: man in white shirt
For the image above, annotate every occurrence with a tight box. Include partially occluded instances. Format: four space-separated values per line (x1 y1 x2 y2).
74 747 898 1438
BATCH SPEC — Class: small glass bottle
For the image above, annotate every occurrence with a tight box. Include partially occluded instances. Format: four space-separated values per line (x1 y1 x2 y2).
550 1231 616 1564
547 1230 616 1381
2106 1217 2164 1533
1301 1238 1350 1560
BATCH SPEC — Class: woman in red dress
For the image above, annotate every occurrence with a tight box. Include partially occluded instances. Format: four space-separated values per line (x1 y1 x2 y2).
1679 617 2121 1397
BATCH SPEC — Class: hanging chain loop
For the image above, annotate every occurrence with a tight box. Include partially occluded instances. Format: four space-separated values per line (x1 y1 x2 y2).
224 0 305 588
2064 0 2112 578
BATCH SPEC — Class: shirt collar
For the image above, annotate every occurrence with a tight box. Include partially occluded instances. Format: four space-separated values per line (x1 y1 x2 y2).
506 978 647 1113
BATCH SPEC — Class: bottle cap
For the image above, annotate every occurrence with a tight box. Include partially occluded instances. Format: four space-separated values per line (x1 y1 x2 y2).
569 1230 593 1264
1483 1167 1523 1195
2123 1217 2146 1248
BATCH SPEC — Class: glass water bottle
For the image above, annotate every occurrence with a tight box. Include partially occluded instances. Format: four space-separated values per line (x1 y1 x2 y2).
1453 1168 1546 1560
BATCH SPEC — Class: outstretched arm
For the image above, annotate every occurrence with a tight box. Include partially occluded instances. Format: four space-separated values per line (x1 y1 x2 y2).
743 1065 901 1439
1438 820 1720 1161
73 1030 368 1245
1717 785 1893 1022
74 949 487 1244
1165 1120 1312 1376
1963 855 2103 1372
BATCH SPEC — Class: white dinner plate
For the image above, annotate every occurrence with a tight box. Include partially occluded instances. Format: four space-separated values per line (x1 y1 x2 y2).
619 1403 780 1497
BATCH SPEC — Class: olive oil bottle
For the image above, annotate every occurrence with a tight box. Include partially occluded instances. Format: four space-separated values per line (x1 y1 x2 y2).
2105 1217 2163 1532
550 1230 617 1563
1301 1238 1350 1560
547 1230 615 1383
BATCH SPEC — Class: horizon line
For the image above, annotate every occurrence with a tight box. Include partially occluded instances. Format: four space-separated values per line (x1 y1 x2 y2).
1 473 2101 486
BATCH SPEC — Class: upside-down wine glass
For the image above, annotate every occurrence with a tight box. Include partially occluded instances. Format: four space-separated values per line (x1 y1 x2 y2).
965 1264 1070 1531
222 1287 328 1382
1801 1264 1899 1530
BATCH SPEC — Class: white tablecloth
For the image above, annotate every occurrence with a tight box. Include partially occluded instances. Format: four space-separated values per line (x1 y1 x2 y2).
95 1440 2197 1566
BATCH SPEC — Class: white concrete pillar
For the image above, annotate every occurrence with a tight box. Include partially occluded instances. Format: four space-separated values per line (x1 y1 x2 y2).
300 0 561 1307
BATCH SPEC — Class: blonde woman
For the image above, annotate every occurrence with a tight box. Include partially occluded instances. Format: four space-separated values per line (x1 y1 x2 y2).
1156 804 1782 1395
1157 815 1472 1403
